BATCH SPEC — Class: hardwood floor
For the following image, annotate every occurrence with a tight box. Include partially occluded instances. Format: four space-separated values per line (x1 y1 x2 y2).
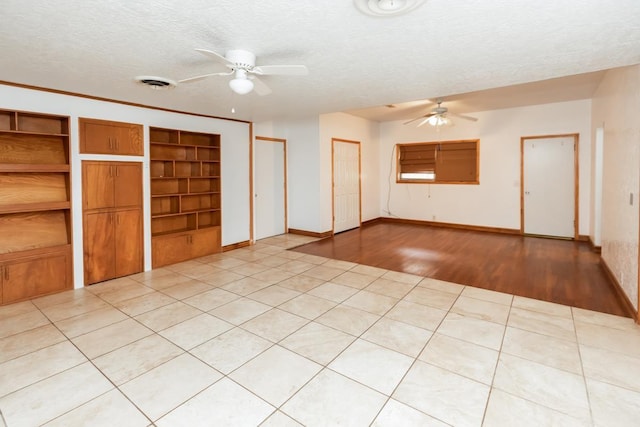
292 221 630 317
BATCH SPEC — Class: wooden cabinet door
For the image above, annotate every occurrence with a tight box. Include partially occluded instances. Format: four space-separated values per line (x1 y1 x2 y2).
2 250 70 304
114 163 142 208
82 162 115 210
191 227 221 259
80 119 143 155
115 209 143 277
84 212 115 285
151 233 190 268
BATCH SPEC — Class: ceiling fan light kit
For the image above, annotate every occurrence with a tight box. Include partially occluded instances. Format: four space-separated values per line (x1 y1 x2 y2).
354 0 427 16
178 48 308 96
405 98 478 129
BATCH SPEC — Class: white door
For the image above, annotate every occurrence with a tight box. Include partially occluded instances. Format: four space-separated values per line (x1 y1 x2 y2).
523 136 576 238
255 138 286 240
333 140 361 233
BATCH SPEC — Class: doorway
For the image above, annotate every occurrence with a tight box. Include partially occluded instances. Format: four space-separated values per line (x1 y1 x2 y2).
521 134 578 239
254 137 287 240
332 138 361 234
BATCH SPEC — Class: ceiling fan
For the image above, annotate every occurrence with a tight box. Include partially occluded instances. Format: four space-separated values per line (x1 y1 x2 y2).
179 49 308 96
404 98 478 127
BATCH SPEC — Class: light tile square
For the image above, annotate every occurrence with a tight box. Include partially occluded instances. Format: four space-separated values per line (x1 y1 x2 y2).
93 334 183 385
508 307 577 342
0 309 50 339
393 361 490 427
365 278 414 298
278 293 337 320
209 298 271 325
417 277 465 295
241 308 309 342
199 270 245 287
159 279 213 300
0 362 113 427
493 353 590 420
54 306 129 338
351 264 388 277
460 286 513 305
134 301 201 331
450 295 510 324
316 305 380 336
156 378 274 427
385 300 447 331
404 286 458 310
502 326 582 374
39 294 109 322
0 300 37 321
331 271 377 289
250 267 296 284
159 313 233 350
362 317 432 357
437 312 505 350
572 307 637 331
512 295 572 319
281 369 386 426
381 270 423 285
278 260 316 275
483 389 587 427
97 283 155 305
575 321 640 359
230 345 321 406
191 327 272 374
140 272 193 290
342 290 398 315
307 282 359 303
120 353 222 421
113 291 176 316
302 265 345 281
247 285 301 306
71 318 153 359
260 411 303 426
587 378 640 427
277 274 324 292
182 287 239 311
329 339 414 394
0 324 66 364
419 333 499 385
580 344 640 392
372 399 449 427
43 389 149 427
280 322 355 365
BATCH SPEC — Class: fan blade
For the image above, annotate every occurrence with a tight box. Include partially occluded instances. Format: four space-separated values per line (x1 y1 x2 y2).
251 76 272 96
417 116 434 127
252 65 308 76
404 113 435 125
178 71 232 83
195 48 234 67
449 112 478 122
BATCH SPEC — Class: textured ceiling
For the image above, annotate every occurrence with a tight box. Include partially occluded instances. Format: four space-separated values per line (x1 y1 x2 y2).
1 1 639 122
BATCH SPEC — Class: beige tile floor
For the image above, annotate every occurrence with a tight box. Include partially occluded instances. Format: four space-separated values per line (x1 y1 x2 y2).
1 233 640 426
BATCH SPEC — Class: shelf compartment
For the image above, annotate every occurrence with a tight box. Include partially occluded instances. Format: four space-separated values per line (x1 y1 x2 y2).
151 195 180 216
150 144 196 161
17 113 68 135
0 111 16 131
198 211 221 228
180 132 220 147
181 194 220 212
0 134 69 164
196 146 220 161
151 178 188 195
189 177 220 193
201 162 220 177
175 161 201 177
150 128 179 144
150 160 174 178
0 211 70 255
152 214 196 236
0 173 69 207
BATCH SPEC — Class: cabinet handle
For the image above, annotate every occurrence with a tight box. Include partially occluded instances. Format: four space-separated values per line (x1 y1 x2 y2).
108 137 113 150
109 166 113 177
116 166 119 177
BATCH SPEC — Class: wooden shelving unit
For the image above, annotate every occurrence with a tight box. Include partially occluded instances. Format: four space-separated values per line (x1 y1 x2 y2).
149 127 222 267
0 109 72 304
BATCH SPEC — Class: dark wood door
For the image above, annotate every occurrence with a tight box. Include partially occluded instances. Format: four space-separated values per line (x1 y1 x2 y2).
151 233 190 268
114 163 142 208
2 250 70 304
80 119 143 155
84 212 115 284
191 228 220 259
115 209 143 277
82 162 115 210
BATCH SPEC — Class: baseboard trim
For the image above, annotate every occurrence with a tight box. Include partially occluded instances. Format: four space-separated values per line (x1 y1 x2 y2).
288 228 333 239
587 236 602 253
600 258 637 320
379 217 521 235
362 218 383 227
222 241 251 252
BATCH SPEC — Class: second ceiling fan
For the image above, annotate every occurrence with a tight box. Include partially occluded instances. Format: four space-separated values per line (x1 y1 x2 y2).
404 98 478 127
179 49 308 96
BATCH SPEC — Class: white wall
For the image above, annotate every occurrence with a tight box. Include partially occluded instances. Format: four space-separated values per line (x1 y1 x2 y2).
591 65 640 310
255 118 323 233
319 112 380 229
379 100 592 233
0 84 251 289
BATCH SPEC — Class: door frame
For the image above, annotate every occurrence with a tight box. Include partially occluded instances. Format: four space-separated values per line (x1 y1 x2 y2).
254 136 288 240
331 138 362 234
520 133 579 239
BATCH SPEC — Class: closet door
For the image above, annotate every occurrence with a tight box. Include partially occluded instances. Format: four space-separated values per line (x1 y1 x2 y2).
115 209 143 277
83 212 115 284
114 163 142 208
82 162 115 210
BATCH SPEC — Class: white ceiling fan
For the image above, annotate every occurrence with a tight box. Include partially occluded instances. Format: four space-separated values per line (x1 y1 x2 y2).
404 98 478 127
179 49 308 96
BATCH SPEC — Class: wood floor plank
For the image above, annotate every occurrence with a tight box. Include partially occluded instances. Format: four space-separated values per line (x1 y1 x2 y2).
292 222 629 317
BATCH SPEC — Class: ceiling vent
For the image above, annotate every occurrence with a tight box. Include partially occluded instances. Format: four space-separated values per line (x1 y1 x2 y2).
134 76 177 90
354 0 427 17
